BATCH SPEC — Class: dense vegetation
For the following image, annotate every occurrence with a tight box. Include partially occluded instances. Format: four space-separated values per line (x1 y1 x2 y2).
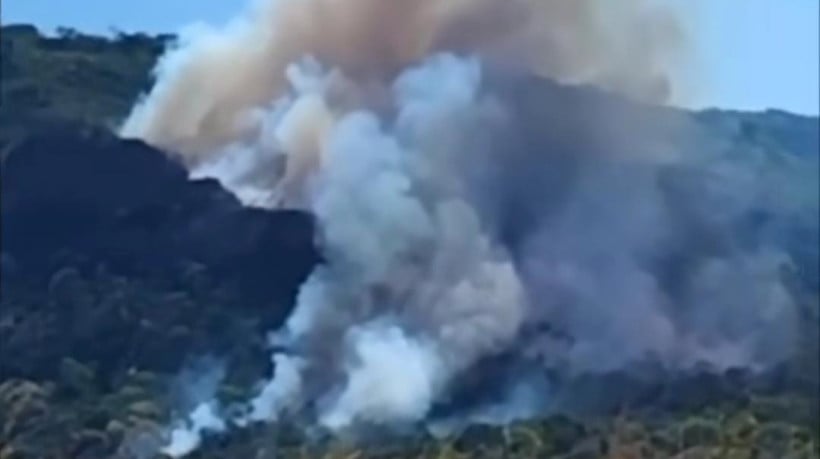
1 24 167 152
0 24 818 459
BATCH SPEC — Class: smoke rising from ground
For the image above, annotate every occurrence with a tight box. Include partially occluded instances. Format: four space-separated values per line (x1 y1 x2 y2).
250 56 527 431
160 359 228 457
121 0 810 456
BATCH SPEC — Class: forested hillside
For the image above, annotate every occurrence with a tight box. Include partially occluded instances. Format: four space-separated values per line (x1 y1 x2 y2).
0 24 818 459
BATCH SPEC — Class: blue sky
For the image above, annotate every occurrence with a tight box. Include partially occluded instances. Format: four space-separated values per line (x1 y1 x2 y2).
4 0 818 115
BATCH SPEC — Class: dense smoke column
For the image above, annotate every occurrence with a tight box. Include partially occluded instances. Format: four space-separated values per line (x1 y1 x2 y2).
242 54 528 430
117 0 810 456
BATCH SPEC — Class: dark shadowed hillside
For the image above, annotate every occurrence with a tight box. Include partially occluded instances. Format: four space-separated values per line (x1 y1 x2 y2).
0 24 818 459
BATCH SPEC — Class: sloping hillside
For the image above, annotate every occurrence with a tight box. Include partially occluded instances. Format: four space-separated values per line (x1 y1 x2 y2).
0 24 818 459
1 24 166 150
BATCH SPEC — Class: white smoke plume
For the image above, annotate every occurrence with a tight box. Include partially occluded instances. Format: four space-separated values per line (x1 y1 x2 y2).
160 358 228 457
162 402 227 458
120 0 810 454
241 54 527 429
319 323 445 430
156 54 529 451
247 353 305 422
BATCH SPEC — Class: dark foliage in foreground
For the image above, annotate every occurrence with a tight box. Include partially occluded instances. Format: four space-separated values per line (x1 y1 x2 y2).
1 124 319 384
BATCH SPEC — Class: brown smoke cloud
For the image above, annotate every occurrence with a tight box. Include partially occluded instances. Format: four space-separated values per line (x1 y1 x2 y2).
121 0 686 163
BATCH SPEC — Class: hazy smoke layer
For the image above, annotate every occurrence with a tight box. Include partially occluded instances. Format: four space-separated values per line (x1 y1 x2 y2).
121 0 683 162
123 0 807 455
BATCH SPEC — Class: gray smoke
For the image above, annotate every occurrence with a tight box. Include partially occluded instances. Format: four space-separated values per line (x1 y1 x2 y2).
121 0 812 455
